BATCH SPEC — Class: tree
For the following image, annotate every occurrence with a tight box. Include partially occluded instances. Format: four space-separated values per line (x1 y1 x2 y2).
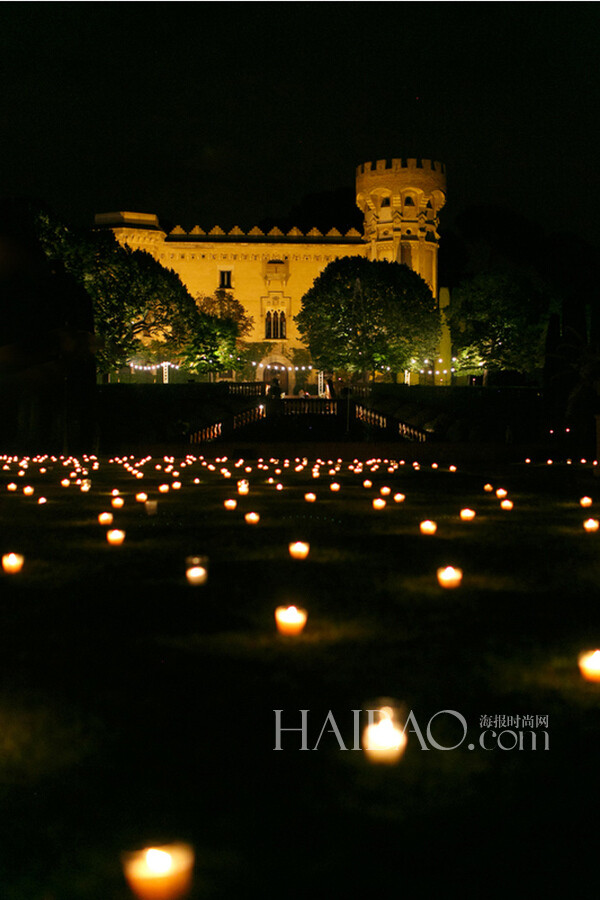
34 211 200 374
446 270 551 378
294 257 440 379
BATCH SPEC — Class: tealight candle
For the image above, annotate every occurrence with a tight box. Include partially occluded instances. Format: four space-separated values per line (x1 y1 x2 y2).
372 498 386 510
500 499 514 510
496 488 508 499
37 497 47 505
158 484 170 493
363 707 407 764
136 492 148 502
483 484 493 492
420 520 437 535
61 479 70 488
580 497 593 508
578 650 600 682
245 512 260 524
98 512 114 525
23 485 34 496
112 497 125 509
224 499 237 510
380 486 391 496
393 493 405 503
330 482 341 492
289 541 310 560
185 557 208 585
437 566 463 588
237 481 249 495
460 508 476 521
583 518 599 532
304 493 316 503
172 482 182 490
123 843 194 900
363 480 373 489
6 483 17 492
107 529 126 545
274 605 307 635
2 553 24 574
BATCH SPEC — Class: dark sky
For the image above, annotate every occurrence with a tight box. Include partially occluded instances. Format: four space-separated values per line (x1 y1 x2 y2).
0 2 598 242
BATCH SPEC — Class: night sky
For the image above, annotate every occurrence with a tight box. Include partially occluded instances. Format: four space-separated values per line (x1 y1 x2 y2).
1 2 598 242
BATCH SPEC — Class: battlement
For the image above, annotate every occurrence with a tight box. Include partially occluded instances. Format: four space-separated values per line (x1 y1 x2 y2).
356 159 446 176
94 211 162 230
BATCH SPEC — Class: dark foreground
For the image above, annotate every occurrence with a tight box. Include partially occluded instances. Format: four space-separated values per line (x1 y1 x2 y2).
0 450 598 898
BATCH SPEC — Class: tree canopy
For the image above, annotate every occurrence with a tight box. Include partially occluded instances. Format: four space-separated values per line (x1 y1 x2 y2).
295 257 440 377
446 269 551 375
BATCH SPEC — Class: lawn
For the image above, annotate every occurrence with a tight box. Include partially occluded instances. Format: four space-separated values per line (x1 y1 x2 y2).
0 450 598 898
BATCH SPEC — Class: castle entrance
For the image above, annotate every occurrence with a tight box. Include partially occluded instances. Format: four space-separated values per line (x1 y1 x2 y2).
262 366 289 395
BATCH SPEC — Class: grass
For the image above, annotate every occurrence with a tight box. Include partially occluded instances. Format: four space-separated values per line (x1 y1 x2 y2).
0 450 598 897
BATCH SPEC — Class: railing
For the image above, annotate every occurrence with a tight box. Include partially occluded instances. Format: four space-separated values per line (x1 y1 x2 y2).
355 402 428 442
225 382 267 397
190 422 223 443
355 403 387 430
398 422 427 442
232 405 266 430
279 398 338 416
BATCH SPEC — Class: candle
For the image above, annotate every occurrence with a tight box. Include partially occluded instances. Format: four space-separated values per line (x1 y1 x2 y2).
145 500 158 516
578 650 600 682
158 484 170 493
275 605 307 635
372 498 386 510
495 488 508 499
393 493 405 503
123 843 194 900
245 512 260 524
289 541 310 560
107 529 126 545
363 480 373 489
580 497 593 508
420 520 437 535
500 499 514 510
237 481 249 495
172 482 182 490
6 483 17 492
136 492 148 503
112 497 125 509
23 485 34 496
460 508 476 521
98 512 114 525
185 557 208 585
60 479 70 488
583 518 599 532
437 566 463 588
2 552 24 574
330 482 341 492
380 486 391 496
483 484 493 493
304 493 316 503
224 499 237 510
37 497 47 505
363 707 407 764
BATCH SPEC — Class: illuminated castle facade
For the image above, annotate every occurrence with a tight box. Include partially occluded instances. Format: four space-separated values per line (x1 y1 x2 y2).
96 158 449 390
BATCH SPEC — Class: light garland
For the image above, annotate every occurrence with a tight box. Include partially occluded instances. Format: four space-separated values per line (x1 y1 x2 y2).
129 362 181 372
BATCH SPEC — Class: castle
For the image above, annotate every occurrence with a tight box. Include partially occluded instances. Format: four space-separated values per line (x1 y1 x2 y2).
96 158 451 392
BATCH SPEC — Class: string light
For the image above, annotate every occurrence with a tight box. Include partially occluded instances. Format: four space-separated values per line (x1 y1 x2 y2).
129 362 181 371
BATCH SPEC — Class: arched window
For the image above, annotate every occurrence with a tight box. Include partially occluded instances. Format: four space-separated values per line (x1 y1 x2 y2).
404 196 415 207
265 311 272 339
280 311 286 339
272 311 279 339
380 196 391 208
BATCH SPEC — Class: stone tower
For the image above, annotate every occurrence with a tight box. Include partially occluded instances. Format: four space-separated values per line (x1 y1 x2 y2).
356 158 446 298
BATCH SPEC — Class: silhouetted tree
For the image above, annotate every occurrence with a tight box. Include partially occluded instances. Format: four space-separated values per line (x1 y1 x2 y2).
295 257 440 379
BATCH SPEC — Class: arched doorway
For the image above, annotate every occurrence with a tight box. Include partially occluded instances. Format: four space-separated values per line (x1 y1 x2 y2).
262 364 289 394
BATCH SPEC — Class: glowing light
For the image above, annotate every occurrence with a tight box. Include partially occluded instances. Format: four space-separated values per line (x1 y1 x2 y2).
580 497 593 508
460 508 476 521
500 499 514 510
245 512 260 524
436 566 463 588
274 605 307 635
372 498 386 510
122 843 194 900
2 553 24 574
363 707 407 764
112 497 125 509
304 493 316 503
495 488 508 499
158 484 170 493
579 650 600 682
583 518 599 533
420 520 437 535
483 484 493 492
224 499 237 510
289 541 310 560
393 493 406 503
363 480 372 489
23 485 34 496
98 512 114 525
330 482 341 492
106 529 126 545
